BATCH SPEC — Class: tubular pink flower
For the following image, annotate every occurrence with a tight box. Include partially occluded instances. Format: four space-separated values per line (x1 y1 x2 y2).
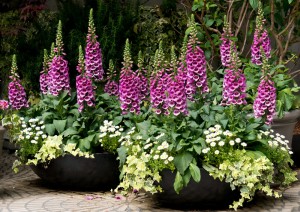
185 44 209 100
48 55 71 96
166 75 188 116
221 69 247 106
150 69 171 115
8 55 29 110
253 77 276 125
85 9 104 81
76 75 95 112
40 49 50 94
220 22 237 67
104 60 119 96
104 80 119 96
119 39 141 114
0 100 9 110
251 3 271 65
48 21 71 96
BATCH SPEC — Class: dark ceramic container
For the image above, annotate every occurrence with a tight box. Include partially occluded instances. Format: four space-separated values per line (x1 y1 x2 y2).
30 152 119 190
154 169 239 210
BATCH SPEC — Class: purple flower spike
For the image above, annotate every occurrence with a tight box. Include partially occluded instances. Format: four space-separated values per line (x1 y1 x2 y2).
185 17 209 100
221 69 247 106
76 45 95 112
104 60 119 96
8 55 29 110
49 55 71 96
40 49 50 94
119 39 141 114
137 51 149 101
253 77 276 125
150 69 171 115
251 3 271 65
220 21 237 67
48 21 71 96
85 9 104 81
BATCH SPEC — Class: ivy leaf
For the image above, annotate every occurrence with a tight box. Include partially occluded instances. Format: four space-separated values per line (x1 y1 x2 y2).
189 163 201 182
53 120 67 134
174 152 193 175
174 171 184 194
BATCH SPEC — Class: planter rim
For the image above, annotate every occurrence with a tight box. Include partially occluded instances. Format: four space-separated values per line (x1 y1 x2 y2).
272 109 300 123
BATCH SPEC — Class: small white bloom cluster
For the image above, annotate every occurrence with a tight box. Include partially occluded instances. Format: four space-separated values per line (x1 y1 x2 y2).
203 125 247 154
18 117 47 144
259 129 292 154
99 120 123 143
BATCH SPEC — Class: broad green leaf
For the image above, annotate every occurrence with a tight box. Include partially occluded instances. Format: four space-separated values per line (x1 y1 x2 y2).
249 0 259 9
117 146 127 166
245 132 256 140
45 123 55 136
245 123 260 132
182 170 191 187
53 120 67 134
136 120 151 136
72 121 81 127
189 163 201 182
42 112 54 121
205 19 214 27
174 171 184 194
174 152 193 175
62 127 78 137
113 116 123 125
193 145 202 154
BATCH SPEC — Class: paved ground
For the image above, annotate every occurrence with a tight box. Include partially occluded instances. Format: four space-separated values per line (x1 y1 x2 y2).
1 150 300 211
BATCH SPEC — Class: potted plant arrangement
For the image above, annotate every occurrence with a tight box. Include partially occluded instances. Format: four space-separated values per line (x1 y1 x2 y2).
112 12 297 212
2 9 122 190
0 3 298 211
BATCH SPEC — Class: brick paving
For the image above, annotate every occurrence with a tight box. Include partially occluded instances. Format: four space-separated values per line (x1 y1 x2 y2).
1 149 300 211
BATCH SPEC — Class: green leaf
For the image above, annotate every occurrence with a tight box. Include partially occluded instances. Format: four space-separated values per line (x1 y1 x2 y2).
136 120 151 136
189 163 201 182
72 121 81 127
69 108 80 118
205 19 214 27
249 0 259 9
288 0 294 4
245 132 256 140
45 123 55 136
117 146 127 166
182 169 191 187
202 104 210 114
42 112 54 121
193 145 202 154
174 171 184 194
245 123 260 132
53 120 67 134
174 152 193 175
113 116 123 125
62 127 78 137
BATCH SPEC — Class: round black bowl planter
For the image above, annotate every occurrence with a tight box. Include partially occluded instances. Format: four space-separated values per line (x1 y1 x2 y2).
154 169 239 210
30 152 120 191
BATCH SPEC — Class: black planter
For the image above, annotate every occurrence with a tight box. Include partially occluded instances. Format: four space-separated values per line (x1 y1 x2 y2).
30 153 120 190
272 110 300 148
154 169 239 210
292 134 300 167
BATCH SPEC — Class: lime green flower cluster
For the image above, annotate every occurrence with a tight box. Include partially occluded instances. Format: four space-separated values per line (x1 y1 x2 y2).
116 130 174 194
